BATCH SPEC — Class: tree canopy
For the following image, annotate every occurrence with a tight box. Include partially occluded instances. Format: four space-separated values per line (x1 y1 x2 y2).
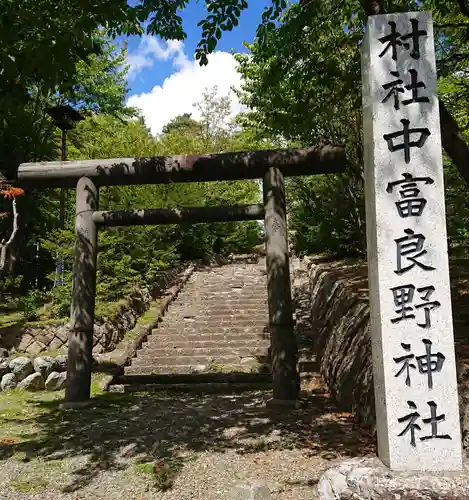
3 0 469 318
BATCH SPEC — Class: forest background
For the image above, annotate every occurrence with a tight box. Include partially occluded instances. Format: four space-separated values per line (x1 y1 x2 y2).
1 0 469 324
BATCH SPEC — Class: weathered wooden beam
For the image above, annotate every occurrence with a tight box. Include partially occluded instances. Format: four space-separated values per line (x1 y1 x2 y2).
17 146 345 188
92 204 265 227
263 166 299 403
65 177 98 403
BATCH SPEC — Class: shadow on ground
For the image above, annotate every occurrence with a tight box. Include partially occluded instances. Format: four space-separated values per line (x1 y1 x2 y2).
0 386 376 493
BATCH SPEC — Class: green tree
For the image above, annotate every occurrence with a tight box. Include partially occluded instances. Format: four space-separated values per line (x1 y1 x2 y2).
0 33 131 298
236 0 469 255
162 113 203 136
4 0 469 183
41 97 262 313
194 86 233 150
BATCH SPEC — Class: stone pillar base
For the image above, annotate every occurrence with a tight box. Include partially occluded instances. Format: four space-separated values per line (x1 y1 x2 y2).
317 457 469 500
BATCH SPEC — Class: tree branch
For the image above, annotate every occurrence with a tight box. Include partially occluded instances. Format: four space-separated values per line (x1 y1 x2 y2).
435 22 469 28
0 198 19 271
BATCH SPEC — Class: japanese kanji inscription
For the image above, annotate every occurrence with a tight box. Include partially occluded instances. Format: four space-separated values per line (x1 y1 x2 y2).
362 11 462 471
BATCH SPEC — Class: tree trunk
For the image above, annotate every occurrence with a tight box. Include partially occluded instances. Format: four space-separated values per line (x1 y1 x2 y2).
438 99 469 186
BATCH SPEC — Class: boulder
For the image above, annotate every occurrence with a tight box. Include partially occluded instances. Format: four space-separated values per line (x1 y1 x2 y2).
317 457 469 500
27 341 44 356
230 481 272 500
55 355 68 372
1 373 16 391
17 372 45 391
0 348 9 358
33 356 57 379
45 371 67 391
0 358 10 377
9 357 34 382
92 344 105 355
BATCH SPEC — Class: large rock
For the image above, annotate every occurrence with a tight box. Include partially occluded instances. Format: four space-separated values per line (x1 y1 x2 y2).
1 373 16 391
0 358 9 377
0 348 9 358
9 357 34 382
33 356 57 379
45 371 67 391
17 372 44 391
55 355 68 372
317 457 469 500
230 481 272 500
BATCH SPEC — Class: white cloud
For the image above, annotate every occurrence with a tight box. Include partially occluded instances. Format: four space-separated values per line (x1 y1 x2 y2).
127 39 243 135
127 37 189 81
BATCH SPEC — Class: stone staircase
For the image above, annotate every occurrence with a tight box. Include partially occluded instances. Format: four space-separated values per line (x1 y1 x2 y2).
124 258 271 377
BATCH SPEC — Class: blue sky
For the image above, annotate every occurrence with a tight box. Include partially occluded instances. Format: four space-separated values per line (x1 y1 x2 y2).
126 0 272 96
124 0 274 135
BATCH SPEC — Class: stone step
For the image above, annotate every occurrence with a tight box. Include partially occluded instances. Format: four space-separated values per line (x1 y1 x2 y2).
183 285 266 289
138 339 270 350
169 306 267 313
135 346 268 359
116 372 272 385
159 320 268 328
125 364 262 375
167 300 267 306
153 330 268 338
165 316 268 323
179 292 267 296
110 381 273 394
130 354 263 367
146 333 270 343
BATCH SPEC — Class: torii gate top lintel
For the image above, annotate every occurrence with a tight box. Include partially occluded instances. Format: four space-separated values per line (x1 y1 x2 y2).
16 145 345 188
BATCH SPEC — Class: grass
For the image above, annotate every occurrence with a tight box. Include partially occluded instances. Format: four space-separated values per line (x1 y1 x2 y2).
95 298 128 320
136 461 177 491
25 318 66 327
0 373 109 445
8 348 67 359
123 299 162 342
0 310 23 328
207 361 231 373
0 296 140 332
9 476 49 493
135 442 187 492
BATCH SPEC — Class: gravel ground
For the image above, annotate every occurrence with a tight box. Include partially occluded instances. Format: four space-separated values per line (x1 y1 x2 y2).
0 266 376 499
0 379 376 500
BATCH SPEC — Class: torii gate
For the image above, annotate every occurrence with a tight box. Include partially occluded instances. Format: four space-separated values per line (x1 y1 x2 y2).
17 146 345 404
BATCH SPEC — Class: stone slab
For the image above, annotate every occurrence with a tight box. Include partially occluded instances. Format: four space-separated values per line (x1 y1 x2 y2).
317 457 469 499
230 481 272 500
362 11 462 470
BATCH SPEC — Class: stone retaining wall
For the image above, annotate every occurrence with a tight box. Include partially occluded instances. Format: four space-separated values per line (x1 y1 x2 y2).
307 258 469 449
0 265 187 356
308 259 375 426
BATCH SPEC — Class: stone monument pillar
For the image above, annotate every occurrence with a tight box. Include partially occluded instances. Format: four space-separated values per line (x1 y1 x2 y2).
362 11 462 471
